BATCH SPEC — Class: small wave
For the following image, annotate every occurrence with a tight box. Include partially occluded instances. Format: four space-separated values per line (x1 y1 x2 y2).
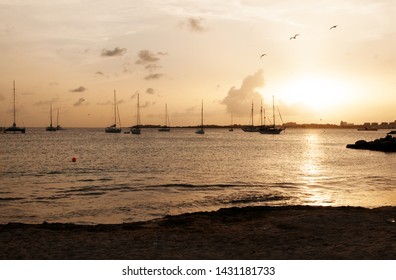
0 197 25 202
47 171 64 175
228 194 289 205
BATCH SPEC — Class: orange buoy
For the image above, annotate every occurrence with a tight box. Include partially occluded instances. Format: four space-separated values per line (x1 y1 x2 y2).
72 157 77 162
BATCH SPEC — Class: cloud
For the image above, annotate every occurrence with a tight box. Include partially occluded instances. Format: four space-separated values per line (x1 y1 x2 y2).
179 17 207 33
70 86 87 93
136 49 168 80
144 73 164 80
0 94 5 101
33 97 59 107
146 88 155 95
74 98 85 106
221 69 265 117
101 47 127 57
136 50 163 65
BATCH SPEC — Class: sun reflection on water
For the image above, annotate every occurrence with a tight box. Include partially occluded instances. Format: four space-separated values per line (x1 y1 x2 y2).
299 133 333 205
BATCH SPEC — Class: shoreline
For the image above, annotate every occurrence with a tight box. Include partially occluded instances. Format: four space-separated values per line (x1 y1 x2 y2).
1 205 395 260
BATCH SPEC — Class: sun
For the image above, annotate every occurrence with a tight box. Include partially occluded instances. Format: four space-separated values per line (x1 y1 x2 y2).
277 75 351 111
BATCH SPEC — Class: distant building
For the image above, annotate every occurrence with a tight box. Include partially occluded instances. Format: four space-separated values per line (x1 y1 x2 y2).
340 121 354 127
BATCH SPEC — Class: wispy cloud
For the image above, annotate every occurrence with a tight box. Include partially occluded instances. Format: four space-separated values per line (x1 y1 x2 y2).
70 86 87 93
221 69 265 117
101 47 127 57
146 88 155 95
136 49 168 80
144 73 164 80
33 97 59 107
74 98 86 106
179 17 207 33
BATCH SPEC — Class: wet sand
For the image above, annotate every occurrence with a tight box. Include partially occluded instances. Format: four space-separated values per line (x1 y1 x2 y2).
1 206 395 259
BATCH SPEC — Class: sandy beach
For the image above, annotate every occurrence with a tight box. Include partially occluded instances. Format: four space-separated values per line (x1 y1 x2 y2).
1 206 395 260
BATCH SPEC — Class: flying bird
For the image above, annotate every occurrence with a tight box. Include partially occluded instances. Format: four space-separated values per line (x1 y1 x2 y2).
260 53 267 58
330 25 338 30
290 34 300 40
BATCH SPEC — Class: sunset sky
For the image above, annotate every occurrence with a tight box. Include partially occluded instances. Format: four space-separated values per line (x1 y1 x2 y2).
1 0 395 127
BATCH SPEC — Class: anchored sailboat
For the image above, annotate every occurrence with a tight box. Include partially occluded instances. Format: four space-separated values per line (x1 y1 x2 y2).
46 103 57 131
158 104 171 132
4 81 25 134
55 108 63 130
258 96 285 134
131 93 141 134
105 90 122 133
195 100 205 134
242 101 259 132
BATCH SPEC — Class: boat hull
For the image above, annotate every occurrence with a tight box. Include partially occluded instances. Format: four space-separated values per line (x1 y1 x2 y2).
259 126 284 134
105 127 122 133
4 125 25 134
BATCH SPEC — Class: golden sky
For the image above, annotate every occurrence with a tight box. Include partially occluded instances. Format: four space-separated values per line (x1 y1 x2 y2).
0 0 395 127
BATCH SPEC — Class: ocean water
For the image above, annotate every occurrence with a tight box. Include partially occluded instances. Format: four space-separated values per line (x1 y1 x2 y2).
1 128 395 224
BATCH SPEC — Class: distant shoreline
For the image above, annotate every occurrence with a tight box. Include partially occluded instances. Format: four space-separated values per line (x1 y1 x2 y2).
1 205 395 259
5 124 396 130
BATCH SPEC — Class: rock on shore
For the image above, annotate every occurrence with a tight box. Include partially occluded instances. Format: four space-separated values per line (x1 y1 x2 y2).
347 134 396 152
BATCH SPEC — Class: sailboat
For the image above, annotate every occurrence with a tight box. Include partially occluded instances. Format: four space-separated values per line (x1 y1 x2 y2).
242 101 259 132
158 104 171 132
55 108 64 130
4 81 25 133
258 96 285 134
46 103 57 131
195 100 205 134
105 90 122 133
130 93 141 134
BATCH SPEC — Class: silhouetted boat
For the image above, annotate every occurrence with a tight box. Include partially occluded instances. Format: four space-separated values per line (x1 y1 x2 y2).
4 81 25 134
105 90 122 133
242 101 259 132
158 104 171 132
195 100 205 134
131 93 141 134
358 127 378 131
259 96 284 135
55 108 64 130
46 103 57 131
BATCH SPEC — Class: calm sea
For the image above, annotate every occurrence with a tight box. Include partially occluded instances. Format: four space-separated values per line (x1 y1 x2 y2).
1 128 395 224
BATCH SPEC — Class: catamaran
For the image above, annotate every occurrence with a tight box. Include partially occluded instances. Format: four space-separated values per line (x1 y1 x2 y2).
4 81 25 133
105 90 122 133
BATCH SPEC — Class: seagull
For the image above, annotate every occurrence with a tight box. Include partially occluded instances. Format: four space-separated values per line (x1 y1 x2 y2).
290 34 300 40
260 53 267 58
330 25 338 30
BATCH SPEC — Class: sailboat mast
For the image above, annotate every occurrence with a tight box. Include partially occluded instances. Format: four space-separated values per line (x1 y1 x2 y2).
251 100 254 126
201 100 203 128
272 95 275 127
136 93 140 127
50 103 53 126
13 80 16 126
113 90 117 126
165 104 168 126
56 108 59 127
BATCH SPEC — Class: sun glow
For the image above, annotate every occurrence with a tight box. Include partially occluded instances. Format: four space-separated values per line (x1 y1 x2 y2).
278 75 351 111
